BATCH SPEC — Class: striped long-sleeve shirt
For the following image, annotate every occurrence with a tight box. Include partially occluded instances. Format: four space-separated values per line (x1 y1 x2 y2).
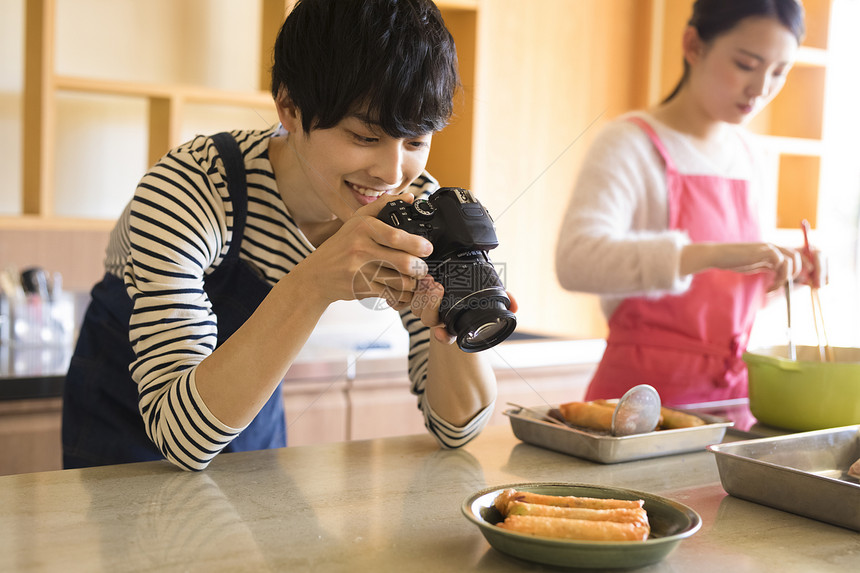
104 126 492 470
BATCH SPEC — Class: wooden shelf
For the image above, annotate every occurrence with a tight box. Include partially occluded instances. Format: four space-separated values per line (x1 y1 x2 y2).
795 46 828 67
758 136 822 157
54 76 274 108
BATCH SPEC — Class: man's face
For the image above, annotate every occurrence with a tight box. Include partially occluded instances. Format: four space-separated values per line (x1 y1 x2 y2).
285 111 434 223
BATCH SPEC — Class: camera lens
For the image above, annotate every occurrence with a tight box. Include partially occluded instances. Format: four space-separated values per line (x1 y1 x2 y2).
454 307 517 352
434 253 517 352
374 187 518 352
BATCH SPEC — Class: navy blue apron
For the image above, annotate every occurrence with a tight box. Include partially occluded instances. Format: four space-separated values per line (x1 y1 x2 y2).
62 132 286 468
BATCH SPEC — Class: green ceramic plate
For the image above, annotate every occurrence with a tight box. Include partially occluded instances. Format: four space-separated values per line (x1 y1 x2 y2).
462 482 701 569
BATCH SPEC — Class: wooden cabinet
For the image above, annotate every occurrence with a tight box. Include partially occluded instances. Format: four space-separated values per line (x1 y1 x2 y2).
346 355 596 441
0 398 62 475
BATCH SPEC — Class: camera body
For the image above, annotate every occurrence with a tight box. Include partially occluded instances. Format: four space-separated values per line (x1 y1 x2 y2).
377 187 516 352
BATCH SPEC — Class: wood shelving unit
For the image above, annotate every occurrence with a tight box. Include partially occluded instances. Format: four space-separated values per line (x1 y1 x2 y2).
12 0 478 229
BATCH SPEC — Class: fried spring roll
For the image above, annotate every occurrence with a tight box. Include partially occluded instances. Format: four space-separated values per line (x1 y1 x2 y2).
848 457 860 479
499 514 650 542
558 401 615 431
659 407 705 429
506 501 649 527
493 489 644 514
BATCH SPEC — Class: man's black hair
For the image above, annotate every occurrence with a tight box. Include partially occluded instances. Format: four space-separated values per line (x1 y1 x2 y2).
271 0 460 138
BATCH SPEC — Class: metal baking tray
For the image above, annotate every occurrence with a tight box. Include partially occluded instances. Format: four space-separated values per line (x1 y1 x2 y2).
708 425 860 531
504 405 732 464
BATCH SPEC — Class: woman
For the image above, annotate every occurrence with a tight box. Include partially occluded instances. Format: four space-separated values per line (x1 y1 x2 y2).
556 0 816 406
62 0 502 471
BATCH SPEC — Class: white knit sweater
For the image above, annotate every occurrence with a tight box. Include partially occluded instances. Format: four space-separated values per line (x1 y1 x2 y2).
555 111 765 318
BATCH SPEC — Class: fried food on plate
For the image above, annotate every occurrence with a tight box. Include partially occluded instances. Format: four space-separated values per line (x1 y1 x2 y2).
498 514 650 542
492 488 651 541
506 501 649 526
558 401 615 431
658 407 705 429
494 489 643 513
849 458 860 479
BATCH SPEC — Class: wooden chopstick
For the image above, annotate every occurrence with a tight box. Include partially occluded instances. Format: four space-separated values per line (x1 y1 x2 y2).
800 219 834 362
811 287 834 362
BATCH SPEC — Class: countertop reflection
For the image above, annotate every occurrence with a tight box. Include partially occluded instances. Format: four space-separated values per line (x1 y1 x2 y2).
1 425 856 572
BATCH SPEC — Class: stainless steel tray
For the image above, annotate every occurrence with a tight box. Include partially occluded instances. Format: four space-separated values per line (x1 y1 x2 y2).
504 405 732 464
708 425 860 531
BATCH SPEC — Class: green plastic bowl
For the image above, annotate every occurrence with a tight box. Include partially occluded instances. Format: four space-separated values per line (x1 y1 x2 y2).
744 346 860 431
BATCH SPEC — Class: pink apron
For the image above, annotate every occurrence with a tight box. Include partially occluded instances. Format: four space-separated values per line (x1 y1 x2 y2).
585 117 767 406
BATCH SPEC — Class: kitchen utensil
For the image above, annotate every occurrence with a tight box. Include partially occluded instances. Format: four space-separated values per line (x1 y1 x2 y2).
611 384 661 436
744 345 860 431
801 219 833 362
462 482 702 569
506 402 571 428
510 385 661 437
785 274 796 360
504 405 731 463
708 425 860 531
20 267 49 299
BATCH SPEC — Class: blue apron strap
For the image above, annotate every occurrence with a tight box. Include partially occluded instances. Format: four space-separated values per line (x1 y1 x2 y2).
210 132 248 263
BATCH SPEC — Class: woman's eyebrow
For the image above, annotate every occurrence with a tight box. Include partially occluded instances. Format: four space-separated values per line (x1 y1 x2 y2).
736 48 792 67
737 48 765 62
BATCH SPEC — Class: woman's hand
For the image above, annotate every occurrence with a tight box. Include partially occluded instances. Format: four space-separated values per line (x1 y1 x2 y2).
679 242 803 292
796 248 828 289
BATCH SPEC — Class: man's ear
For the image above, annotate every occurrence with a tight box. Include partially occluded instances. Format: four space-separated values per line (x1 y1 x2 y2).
274 88 301 133
682 26 704 67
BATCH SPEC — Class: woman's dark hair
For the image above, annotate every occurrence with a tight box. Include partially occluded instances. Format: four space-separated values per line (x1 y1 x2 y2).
663 0 806 103
270 0 460 138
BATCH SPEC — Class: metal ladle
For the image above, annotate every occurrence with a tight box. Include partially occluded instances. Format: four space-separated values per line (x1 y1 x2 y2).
611 384 661 436
509 383 662 437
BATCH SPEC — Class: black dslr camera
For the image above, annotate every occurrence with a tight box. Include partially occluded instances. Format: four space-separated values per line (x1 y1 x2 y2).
377 187 516 352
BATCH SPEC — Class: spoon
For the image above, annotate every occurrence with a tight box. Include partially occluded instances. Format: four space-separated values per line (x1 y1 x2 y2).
611 384 661 436
509 384 661 437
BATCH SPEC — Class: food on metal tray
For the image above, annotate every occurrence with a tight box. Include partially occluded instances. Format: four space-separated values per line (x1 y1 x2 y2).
494 488 643 513
506 501 649 526
493 489 650 541
657 407 706 429
558 398 706 433
498 514 650 541
558 401 615 431
849 458 860 479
